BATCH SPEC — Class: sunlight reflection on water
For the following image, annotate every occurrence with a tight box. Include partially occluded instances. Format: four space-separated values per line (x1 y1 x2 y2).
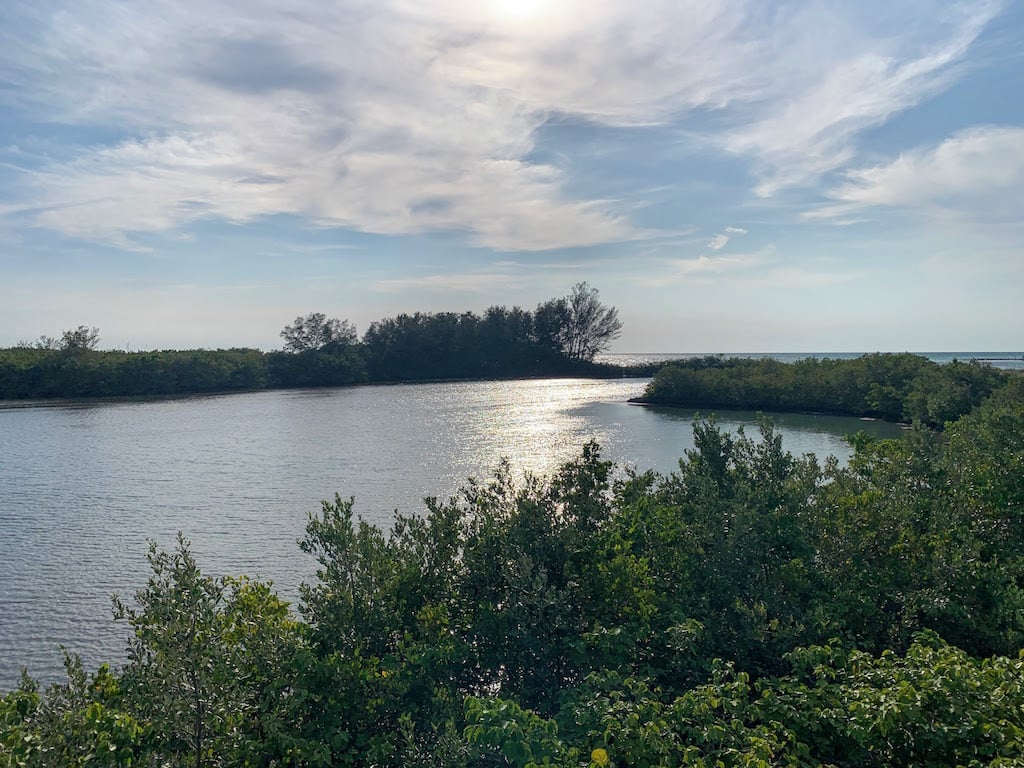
0 377 903 686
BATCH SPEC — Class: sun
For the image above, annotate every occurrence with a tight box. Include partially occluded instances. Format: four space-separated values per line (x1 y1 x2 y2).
487 0 552 26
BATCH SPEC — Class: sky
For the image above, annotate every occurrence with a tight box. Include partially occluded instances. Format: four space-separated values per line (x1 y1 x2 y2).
1 0 1022 353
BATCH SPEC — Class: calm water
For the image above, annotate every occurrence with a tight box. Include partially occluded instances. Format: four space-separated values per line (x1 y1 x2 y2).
597 351 1024 371
0 378 904 688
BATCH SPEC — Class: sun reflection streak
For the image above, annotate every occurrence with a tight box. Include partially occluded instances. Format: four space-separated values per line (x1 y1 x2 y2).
460 379 613 480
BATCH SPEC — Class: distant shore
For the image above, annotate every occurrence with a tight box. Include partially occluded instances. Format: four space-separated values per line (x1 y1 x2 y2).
626 352 1015 427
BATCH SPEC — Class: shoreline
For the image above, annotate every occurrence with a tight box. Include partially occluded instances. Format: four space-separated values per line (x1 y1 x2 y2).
0 370 655 411
627 397 913 426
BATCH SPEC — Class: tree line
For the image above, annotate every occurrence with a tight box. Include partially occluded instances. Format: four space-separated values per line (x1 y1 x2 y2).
0 284 628 400
3 371 1024 766
636 352 1007 426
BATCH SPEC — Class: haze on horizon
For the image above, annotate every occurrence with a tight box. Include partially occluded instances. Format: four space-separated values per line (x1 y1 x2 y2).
1 0 1021 353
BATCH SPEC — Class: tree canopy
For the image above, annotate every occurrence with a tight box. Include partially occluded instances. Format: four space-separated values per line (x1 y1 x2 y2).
4 373 1024 766
535 282 622 361
0 286 634 400
60 326 100 351
638 353 1006 426
280 313 358 353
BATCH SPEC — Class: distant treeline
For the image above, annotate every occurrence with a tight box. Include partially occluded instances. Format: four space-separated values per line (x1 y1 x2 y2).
0 342 643 401
636 352 1008 426
0 284 646 401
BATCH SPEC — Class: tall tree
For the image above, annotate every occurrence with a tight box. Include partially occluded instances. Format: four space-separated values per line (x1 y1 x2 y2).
61 326 100 351
280 313 357 353
539 283 622 361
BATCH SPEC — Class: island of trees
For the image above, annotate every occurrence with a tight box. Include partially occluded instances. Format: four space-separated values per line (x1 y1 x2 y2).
2 353 1024 765
0 283 632 401
632 352 1009 427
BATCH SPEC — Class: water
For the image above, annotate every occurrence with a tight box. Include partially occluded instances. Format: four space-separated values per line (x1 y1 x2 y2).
597 351 1024 371
0 377 904 688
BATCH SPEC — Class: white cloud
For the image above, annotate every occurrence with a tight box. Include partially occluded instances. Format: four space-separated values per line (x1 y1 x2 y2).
372 251 640 292
721 1 1003 195
674 254 750 275
634 247 770 286
372 271 523 292
633 243 868 289
0 0 1007 249
707 225 748 250
1 0 648 250
806 126 1024 223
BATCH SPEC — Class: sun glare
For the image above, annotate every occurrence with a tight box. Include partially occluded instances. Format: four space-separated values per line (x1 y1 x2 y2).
488 0 552 25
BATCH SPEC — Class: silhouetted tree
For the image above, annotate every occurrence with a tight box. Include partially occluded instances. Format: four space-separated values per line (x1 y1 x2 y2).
61 326 100 351
535 283 621 361
563 282 622 360
280 313 357 352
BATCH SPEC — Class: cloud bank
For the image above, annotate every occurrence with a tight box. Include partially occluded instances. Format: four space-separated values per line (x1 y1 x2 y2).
808 125 1024 224
0 0 1006 251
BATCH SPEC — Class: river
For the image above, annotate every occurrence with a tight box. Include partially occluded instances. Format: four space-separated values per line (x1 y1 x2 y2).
0 377 904 688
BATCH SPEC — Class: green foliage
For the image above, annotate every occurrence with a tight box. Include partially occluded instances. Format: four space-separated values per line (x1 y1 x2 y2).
295 495 470 766
810 390 1024 658
284 385 1024 763
362 311 494 380
6 374 1024 766
60 326 101 352
113 534 307 767
0 346 269 400
0 658 146 767
763 633 1024 766
280 313 358 353
1 286 633 401
464 696 578 767
641 353 1006 426
533 282 622 362
550 633 1024 768
266 346 367 388
562 666 810 768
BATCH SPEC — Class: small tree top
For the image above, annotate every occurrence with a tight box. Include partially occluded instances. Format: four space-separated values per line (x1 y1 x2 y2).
281 313 357 352
61 326 100 351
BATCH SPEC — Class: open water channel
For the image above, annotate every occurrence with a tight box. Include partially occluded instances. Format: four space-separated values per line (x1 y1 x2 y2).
0 377 904 687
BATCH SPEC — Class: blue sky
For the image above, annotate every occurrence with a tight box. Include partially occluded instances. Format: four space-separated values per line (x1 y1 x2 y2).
1 0 1021 352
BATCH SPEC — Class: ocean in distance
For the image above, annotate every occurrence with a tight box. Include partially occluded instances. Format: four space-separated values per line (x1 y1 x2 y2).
596 351 1024 371
0 352 1016 687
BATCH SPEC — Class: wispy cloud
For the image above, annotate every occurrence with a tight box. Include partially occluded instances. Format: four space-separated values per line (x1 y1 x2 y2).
634 242 867 289
372 271 523 292
0 0 1006 251
634 246 770 286
706 224 748 250
806 125 1024 224
372 250 639 292
674 253 754 276
721 1 1004 195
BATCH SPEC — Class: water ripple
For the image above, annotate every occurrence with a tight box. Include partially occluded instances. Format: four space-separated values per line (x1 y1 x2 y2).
0 378 901 687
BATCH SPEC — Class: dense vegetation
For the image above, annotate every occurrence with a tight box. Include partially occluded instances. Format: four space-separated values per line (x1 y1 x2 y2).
3 372 1024 766
637 352 1007 426
0 284 631 401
